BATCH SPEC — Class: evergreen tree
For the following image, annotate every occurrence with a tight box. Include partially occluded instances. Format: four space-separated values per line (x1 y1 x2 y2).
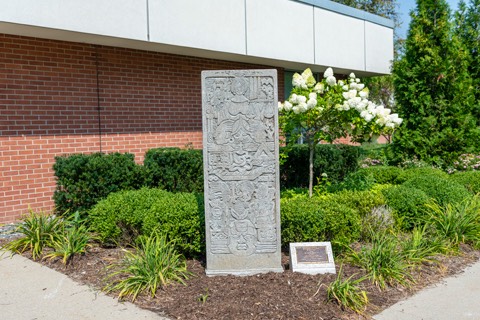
333 0 401 139
392 0 479 166
455 0 480 121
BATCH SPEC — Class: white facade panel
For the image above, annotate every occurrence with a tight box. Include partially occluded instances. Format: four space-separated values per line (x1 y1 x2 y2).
0 0 394 75
148 0 246 55
246 0 314 64
365 21 394 74
0 0 148 41
314 8 365 71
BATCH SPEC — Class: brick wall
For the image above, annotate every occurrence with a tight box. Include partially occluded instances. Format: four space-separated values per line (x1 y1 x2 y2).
0 34 285 224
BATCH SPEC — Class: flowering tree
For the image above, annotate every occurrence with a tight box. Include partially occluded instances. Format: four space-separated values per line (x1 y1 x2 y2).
279 68 402 197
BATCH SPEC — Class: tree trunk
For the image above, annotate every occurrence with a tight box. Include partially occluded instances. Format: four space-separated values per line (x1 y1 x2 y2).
308 142 314 198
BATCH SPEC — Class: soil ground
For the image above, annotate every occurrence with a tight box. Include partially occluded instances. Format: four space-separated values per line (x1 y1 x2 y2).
2 238 479 320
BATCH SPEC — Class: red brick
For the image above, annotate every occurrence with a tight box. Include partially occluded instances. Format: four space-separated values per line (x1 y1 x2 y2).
0 33 286 223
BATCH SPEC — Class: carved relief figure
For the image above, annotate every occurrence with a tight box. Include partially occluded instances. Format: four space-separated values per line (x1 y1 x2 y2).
204 72 278 257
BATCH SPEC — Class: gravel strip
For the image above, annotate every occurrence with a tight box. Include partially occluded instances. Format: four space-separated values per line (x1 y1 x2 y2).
0 223 23 240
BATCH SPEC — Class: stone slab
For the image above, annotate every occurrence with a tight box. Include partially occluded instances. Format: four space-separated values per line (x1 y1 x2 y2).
289 242 336 275
201 69 282 276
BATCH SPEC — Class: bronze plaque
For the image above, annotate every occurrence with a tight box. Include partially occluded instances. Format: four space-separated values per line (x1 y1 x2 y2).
296 246 328 264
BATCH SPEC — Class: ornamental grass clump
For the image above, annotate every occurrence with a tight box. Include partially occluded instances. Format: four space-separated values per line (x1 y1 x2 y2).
325 265 369 314
424 195 480 249
345 230 414 290
1 210 62 260
400 226 448 265
104 231 190 302
44 220 92 265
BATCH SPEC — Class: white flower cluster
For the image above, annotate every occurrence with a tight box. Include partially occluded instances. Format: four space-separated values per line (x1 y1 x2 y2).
323 67 337 86
292 68 316 89
338 73 402 127
278 68 321 114
278 67 403 130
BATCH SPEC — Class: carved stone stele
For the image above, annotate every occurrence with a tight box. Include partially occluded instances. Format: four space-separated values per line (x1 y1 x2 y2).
201 69 282 276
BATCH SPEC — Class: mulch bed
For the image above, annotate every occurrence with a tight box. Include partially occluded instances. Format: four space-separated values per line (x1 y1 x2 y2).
3 239 478 320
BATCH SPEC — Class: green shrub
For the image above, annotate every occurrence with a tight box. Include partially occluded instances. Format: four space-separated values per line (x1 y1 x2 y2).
357 166 404 185
449 171 480 195
403 175 471 207
53 153 143 216
327 170 375 192
141 192 205 257
89 188 204 257
358 142 391 164
324 190 388 242
280 196 327 244
395 167 449 184
144 148 203 193
280 144 361 189
325 190 386 217
281 195 361 250
382 185 431 230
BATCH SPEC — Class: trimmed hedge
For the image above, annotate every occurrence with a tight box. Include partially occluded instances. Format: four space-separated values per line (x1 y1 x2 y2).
403 175 471 207
395 167 449 184
89 188 204 257
449 171 480 195
53 145 363 213
53 153 143 215
144 148 204 193
281 195 362 250
280 144 361 189
325 189 386 217
357 166 404 185
382 185 431 230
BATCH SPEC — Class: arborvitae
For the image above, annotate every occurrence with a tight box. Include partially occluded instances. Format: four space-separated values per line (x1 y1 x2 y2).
392 0 479 166
455 0 480 122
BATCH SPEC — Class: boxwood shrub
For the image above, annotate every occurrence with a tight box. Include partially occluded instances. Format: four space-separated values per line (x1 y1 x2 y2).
395 167 449 184
356 166 404 185
325 189 386 217
403 175 471 207
144 147 204 193
281 195 361 250
449 171 480 195
89 188 204 257
382 185 431 230
53 152 143 216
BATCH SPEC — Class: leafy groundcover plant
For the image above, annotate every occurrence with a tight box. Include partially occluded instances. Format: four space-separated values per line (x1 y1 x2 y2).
104 230 191 302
